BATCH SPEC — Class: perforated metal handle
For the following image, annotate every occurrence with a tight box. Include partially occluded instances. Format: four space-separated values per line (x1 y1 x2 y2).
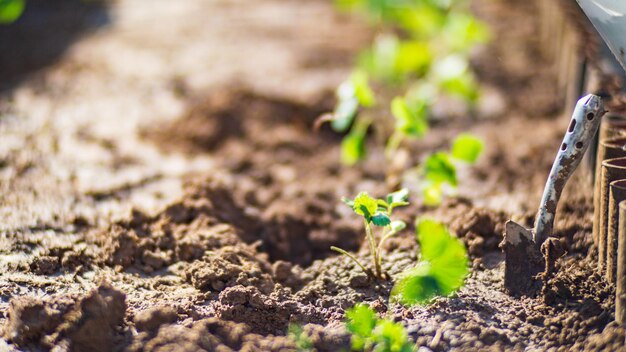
534 94 605 244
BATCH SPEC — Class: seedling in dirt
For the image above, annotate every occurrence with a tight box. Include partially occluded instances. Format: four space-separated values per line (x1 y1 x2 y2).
346 304 415 352
332 189 409 279
391 218 468 305
385 96 428 156
420 133 483 206
288 324 314 352
315 71 375 166
327 70 376 133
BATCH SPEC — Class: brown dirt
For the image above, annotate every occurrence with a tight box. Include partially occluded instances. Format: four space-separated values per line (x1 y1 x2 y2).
1 0 624 351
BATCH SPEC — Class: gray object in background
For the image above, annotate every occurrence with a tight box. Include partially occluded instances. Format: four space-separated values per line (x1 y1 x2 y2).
577 0 626 71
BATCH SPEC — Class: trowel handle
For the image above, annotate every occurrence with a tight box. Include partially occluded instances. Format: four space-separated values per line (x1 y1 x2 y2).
534 94 605 244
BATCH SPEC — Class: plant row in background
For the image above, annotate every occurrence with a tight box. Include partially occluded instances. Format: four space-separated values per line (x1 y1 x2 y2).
317 1 486 343
322 0 489 205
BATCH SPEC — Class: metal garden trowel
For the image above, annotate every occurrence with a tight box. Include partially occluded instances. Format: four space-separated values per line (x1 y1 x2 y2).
502 94 605 295
576 1 626 72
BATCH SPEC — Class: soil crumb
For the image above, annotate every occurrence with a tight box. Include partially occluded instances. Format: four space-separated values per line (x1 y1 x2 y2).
4 283 126 352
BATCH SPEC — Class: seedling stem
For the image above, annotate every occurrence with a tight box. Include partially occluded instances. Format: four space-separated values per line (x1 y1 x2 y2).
333 189 409 280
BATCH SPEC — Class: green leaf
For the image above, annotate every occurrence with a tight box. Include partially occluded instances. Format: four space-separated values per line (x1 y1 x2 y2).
374 319 414 352
391 96 428 138
352 192 378 220
422 152 456 186
416 218 469 294
392 219 468 305
371 212 391 227
358 34 399 81
346 303 415 352
440 72 479 103
422 182 443 207
342 197 355 207
396 5 446 38
443 12 490 52
394 40 431 77
331 81 359 132
0 0 25 24
391 96 411 122
386 188 409 206
346 304 377 338
433 54 467 82
433 55 479 103
391 262 441 305
390 220 406 233
341 127 367 166
351 70 375 107
451 133 483 164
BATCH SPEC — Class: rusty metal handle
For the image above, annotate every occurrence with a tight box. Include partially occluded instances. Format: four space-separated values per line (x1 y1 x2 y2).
533 94 605 244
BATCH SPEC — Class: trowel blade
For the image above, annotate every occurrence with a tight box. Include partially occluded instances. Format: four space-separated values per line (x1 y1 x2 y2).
502 220 544 295
577 0 626 72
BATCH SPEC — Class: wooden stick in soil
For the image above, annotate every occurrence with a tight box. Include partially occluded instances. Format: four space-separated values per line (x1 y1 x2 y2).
607 180 626 284
616 200 626 324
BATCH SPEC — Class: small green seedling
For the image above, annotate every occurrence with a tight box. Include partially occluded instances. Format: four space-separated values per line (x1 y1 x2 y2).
385 96 428 156
346 304 415 352
420 133 483 206
319 70 375 134
288 324 314 352
391 218 468 305
315 71 375 166
332 189 409 279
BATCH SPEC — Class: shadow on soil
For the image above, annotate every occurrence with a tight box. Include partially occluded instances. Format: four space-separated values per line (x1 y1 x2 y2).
0 0 110 91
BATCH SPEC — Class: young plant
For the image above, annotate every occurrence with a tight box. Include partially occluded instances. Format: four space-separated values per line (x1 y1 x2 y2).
391 218 468 305
315 71 375 166
346 304 415 352
332 189 409 279
420 133 484 206
324 0 490 165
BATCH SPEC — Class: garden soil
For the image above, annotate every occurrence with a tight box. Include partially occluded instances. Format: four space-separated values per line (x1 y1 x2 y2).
0 0 622 351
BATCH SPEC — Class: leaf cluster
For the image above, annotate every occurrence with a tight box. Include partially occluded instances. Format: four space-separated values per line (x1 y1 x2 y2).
346 304 415 352
420 133 483 206
333 189 409 278
391 218 468 305
343 189 408 227
326 0 489 166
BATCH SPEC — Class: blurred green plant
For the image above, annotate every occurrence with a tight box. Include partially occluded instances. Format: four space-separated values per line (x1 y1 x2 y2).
0 0 24 24
288 324 315 352
346 304 415 352
332 189 409 279
391 218 468 305
420 133 483 206
323 0 489 177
